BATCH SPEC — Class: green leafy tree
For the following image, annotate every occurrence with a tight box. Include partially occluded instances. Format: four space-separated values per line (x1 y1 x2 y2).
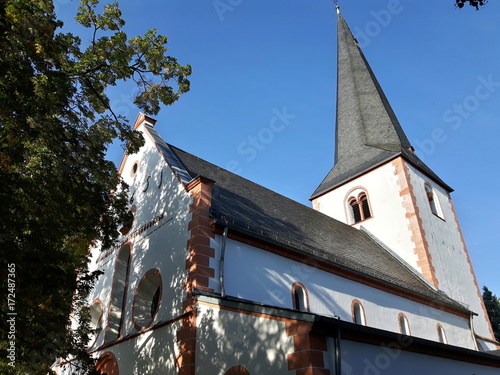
0 0 190 373
482 286 500 342
455 0 488 9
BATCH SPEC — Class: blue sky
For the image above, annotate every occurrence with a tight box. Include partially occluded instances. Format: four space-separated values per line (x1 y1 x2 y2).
56 1 500 295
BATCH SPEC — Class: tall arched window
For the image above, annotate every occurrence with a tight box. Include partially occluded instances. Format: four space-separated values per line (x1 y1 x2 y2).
437 324 448 344
89 299 103 348
352 300 366 325
106 244 132 342
398 313 411 335
291 282 309 312
424 182 443 219
347 190 372 224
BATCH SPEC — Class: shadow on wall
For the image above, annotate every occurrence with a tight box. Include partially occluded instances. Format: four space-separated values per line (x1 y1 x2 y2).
196 306 293 375
87 144 193 364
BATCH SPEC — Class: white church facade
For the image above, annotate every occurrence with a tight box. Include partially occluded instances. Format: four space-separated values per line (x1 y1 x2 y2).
56 9 500 375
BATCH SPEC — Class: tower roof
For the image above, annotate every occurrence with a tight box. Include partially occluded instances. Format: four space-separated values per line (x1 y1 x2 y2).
310 11 452 199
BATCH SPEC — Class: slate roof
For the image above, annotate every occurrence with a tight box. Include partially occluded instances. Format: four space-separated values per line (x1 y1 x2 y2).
144 122 468 313
310 12 452 200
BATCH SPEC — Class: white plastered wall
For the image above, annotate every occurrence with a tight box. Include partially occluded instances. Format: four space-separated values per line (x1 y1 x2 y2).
407 164 494 344
86 124 193 351
90 323 181 375
222 238 476 349
195 304 293 374
312 162 421 272
339 340 500 375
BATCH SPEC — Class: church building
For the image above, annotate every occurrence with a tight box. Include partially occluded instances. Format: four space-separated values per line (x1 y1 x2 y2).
57 8 500 375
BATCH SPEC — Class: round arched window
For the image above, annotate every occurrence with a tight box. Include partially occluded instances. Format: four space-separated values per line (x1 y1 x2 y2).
346 189 372 224
133 269 162 330
131 161 139 177
96 352 119 375
119 206 136 236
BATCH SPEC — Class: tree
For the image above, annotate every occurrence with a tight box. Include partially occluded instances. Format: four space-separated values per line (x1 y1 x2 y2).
482 286 500 342
455 0 488 10
0 0 190 373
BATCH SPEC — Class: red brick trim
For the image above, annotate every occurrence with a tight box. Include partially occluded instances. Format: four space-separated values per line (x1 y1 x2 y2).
133 112 157 129
392 158 439 287
285 321 331 375
225 365 250 375
176 310 198 375
448 196 499 345
176 177 216 375
184 176 216 311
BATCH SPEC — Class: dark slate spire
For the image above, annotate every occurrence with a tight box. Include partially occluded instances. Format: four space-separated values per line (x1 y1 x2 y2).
310 10 451 199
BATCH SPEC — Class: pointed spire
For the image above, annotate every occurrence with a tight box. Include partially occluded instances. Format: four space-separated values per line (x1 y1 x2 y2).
310 11 451 199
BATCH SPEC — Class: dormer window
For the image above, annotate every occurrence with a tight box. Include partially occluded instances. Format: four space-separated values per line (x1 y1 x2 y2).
347 190 372 224
424 182 444 219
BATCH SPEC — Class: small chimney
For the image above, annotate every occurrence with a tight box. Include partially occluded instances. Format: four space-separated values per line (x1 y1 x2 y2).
133 113 157 130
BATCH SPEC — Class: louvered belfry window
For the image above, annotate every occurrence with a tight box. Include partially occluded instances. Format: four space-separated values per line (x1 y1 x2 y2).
349 192 371 224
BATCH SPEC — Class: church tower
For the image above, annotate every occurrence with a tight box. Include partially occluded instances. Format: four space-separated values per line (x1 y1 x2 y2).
310 8 497 349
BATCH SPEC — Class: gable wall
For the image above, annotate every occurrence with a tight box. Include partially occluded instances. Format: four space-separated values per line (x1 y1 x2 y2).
86 125 193 352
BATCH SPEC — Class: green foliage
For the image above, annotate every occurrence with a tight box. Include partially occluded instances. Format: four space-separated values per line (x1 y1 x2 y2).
482 286 500 342
0 0 190 373
455 0 488 10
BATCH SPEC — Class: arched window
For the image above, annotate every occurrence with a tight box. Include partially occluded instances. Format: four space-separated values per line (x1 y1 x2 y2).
130 161 139 177
119 205 136 236
106 244 132 342
352 300 366 325
347 191 372 224
133 269 162 331
437 324 448 344
88 299 103 348
291 282 309 312
96 352 119 375
224 365 250 375
398 313 411 335
424 182 443 219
